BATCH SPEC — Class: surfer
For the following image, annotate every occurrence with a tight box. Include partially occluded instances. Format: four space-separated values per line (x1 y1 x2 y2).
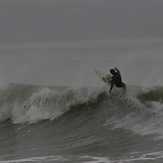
109 67 126 93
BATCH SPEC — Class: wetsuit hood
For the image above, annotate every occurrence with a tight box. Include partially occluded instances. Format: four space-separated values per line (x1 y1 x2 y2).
110 69 115 75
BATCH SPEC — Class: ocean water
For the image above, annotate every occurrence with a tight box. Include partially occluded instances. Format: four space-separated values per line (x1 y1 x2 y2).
0 39 163 163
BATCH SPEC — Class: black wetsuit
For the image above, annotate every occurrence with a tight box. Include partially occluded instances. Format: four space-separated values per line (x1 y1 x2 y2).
110 70 126 92
112 72 125 87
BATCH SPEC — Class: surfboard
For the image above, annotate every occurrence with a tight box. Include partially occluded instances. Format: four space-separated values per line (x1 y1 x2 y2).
94 69 112 85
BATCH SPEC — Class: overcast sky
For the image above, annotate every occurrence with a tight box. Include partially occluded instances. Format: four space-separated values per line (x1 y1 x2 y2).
0 0 163 43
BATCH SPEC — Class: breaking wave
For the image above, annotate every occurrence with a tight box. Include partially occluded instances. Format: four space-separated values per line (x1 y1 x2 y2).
0 83 105 124
0 83 163 139
1 83 163 162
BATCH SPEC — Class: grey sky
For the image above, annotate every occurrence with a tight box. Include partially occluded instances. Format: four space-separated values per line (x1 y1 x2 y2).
0 0 163 42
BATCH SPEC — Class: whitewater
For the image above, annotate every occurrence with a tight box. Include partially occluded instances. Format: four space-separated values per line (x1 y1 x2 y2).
0 39 163 163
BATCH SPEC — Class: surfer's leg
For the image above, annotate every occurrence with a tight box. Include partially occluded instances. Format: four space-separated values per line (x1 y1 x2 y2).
122 82 126 88
122 83 127 93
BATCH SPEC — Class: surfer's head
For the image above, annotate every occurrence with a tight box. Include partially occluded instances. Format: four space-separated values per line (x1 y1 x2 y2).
110 69 115 75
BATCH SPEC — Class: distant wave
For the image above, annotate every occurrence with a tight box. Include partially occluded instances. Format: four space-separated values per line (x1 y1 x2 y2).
137 86 163 102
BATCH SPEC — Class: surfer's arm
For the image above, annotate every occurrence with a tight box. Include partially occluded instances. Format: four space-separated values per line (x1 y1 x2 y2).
109 80 114 93
114 67 120 73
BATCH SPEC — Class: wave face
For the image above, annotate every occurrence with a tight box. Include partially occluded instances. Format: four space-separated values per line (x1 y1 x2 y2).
1 83 163 162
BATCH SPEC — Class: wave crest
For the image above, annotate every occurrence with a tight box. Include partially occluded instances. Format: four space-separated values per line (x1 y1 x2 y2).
0 84 105 124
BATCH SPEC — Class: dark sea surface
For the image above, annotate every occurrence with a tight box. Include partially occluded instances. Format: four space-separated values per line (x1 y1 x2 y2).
0 40 163 162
